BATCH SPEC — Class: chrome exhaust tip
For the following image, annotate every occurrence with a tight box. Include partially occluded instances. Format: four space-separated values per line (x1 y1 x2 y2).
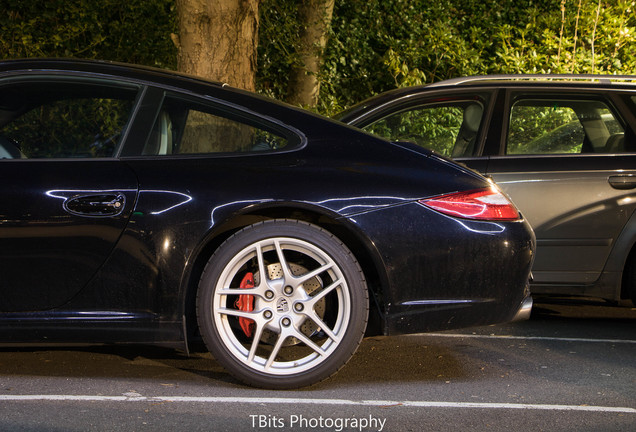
511 295 533 322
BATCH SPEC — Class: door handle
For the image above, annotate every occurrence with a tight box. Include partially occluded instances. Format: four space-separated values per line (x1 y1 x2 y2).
608 175 636 190
63 193 126 217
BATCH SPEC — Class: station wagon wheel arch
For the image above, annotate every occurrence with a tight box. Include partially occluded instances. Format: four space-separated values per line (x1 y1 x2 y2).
621 240 636 305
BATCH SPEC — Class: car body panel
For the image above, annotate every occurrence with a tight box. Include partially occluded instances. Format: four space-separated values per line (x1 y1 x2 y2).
350 202 533 334
0 160 138 312
484 155 636 286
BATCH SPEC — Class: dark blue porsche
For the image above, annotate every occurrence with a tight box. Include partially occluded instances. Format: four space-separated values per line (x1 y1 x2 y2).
0 59 534 388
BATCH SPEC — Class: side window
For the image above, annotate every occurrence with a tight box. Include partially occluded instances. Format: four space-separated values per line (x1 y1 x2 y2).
0 81 138 159
141 94 291 156
363 101 484 158
507 99 625 155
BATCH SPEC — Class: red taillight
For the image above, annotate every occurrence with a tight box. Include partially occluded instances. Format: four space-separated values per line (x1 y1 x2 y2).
419 187 520 221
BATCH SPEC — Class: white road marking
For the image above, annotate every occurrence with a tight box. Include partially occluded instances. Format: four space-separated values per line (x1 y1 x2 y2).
0 395 633 414
422 333 636 344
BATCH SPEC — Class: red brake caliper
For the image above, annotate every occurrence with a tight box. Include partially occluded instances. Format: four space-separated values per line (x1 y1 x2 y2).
234 272 255 337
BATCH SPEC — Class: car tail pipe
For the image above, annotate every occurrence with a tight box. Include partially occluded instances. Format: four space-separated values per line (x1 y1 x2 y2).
511 295 533 322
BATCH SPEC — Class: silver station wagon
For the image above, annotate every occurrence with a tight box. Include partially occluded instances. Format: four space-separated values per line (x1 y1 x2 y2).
338 75 636 306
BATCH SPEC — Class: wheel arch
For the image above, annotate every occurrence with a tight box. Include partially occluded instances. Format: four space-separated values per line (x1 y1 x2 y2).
620 240 636 303
180 204 389 348
602 210 636 302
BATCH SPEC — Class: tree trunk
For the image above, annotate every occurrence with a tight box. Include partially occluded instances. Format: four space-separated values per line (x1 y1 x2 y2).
174 0 261 91
173 0 261 153
286 0 335 108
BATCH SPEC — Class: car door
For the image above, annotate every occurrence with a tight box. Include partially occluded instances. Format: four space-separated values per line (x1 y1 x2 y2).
0 77 141 312
484 90 636 287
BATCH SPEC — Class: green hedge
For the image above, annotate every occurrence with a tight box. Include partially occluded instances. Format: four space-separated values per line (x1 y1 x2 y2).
1 0 634 115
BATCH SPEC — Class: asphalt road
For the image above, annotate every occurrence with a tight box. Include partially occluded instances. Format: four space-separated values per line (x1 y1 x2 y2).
0 300 634 432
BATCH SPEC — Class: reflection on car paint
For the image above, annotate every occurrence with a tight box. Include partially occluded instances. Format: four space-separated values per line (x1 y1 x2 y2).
138 190 193 215
45 189 137 200
400 298 493 306
454 219 506 235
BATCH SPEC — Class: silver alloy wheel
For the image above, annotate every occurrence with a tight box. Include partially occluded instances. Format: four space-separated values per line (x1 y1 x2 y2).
212 236 351 375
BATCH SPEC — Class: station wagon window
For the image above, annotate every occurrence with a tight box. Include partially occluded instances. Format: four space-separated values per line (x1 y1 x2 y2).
0 80 138 159
507 99 625 155
363 100 485 158
140 94 292 156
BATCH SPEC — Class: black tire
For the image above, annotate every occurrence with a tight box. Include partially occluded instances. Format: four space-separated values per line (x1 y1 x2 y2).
197 219 368 389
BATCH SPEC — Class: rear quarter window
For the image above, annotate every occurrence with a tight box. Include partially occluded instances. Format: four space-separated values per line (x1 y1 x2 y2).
139 93 298 157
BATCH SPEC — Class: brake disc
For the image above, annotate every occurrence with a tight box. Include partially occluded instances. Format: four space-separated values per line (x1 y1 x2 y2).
256 262 326 346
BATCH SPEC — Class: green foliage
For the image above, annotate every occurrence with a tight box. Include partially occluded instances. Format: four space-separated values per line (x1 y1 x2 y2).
1 0 634 118
0 0 177 68
256 0 301 101
313 0 636 115
489 0 636 75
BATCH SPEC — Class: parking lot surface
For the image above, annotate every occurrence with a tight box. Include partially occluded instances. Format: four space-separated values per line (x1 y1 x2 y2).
0 300 634 431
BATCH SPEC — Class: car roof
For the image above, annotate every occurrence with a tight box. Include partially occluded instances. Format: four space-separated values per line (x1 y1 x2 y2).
0 58 350 129
367 74 636 100
336 73 636 123
426 74 636 88
0 58 230 91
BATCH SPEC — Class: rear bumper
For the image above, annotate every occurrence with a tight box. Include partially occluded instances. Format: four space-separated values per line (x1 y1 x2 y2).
351 201 536 336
